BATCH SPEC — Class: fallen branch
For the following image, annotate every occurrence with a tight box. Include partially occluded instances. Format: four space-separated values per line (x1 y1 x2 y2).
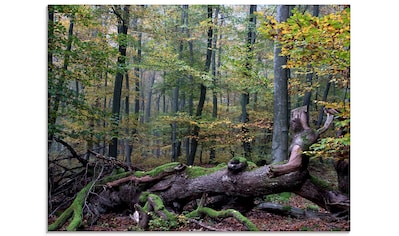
187 218 221 231
48 181 94 231
54 137 87 166
256 202 333 219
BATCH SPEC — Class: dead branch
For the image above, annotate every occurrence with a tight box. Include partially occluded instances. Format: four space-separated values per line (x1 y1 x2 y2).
54 137 87 166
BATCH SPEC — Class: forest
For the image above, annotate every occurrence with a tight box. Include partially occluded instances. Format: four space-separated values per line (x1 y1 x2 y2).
47 4 350 231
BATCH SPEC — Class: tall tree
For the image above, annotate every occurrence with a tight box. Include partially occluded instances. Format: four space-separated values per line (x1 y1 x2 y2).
302 5 319 119
125 6 143 164
109 5 129 158
184 4 194 161
271 5 290 163
187 5 213 166
241 4 257 160
209 5 220 162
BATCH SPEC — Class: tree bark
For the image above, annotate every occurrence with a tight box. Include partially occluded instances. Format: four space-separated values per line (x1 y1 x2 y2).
240 5 257 160
271 5 290 163
109 5 129 158
187 5 213 166
209 6 220 162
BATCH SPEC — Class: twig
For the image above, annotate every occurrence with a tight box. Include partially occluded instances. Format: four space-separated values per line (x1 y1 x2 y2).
88 149 136 172
187 218 222 231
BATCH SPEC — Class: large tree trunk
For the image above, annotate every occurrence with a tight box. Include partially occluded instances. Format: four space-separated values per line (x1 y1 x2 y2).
271 5 290 163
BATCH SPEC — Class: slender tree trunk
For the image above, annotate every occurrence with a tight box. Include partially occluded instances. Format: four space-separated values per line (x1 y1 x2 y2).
185 4 194 161
171 6 187 162
271 5 290 163
241 5 257 160
144 72 156 123
187 5 213 166
302 5 319 120
109 5 129 158
209 6 219 162
102 72 108 155
124 72 132 165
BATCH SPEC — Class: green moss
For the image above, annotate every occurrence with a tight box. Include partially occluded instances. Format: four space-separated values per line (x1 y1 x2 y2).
139 191 150 203
228 157 258 172
48 181 94 231
282 205 292 211
309 174 333 190
185 164 226 178
134 162 181 177
143 193 179 230
186 207 258 231
265 192 291 203
246 161 258 170
306 203 320 211
100 171 131 183
230 156 248 163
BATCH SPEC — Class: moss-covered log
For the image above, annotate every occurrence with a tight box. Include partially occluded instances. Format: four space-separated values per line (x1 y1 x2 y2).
48 106 349 230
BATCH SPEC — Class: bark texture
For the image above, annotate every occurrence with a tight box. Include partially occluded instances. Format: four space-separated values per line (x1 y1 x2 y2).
271 5 290 163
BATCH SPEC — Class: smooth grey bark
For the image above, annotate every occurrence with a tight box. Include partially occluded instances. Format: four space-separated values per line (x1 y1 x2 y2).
271 5 290 163
184 4 194 161
209 6 220 162
109 5 129 158
144 72 156 123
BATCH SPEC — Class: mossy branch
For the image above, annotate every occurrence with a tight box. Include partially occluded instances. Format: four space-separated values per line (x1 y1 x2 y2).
48 181 93 231
186 207 258 231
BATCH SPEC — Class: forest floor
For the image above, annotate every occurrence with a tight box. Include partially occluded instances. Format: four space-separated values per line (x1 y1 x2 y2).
48 160 350 231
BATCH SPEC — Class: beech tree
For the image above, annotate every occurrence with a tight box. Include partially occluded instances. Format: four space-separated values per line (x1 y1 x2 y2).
271 5 290 163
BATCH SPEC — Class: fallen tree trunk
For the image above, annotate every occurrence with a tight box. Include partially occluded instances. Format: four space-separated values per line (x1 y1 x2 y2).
48 106 349 231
